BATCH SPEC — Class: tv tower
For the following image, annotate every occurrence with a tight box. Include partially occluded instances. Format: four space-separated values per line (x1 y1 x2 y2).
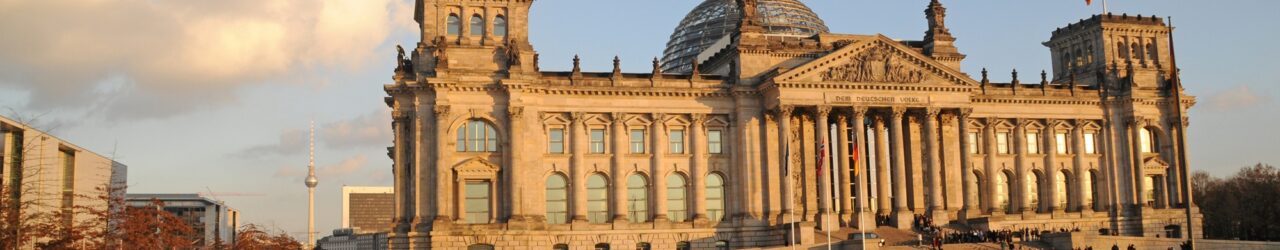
305 121 319 248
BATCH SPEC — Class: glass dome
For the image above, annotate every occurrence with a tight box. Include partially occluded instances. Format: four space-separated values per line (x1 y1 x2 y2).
660 0 829 74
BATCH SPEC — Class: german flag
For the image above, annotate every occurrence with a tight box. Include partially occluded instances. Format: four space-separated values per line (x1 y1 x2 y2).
1086 0 1093 5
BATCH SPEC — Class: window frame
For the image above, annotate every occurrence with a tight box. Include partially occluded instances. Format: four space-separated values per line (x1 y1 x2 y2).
469 14 485 37
707 129 723 154
545 174 569 224
493 15 508 37
548 128 565 154
464 180 492 224
967 131 981 154
629 129 646 154
1026 132 1041 154
668 128 686 154
626 174 649 223
1083 132 1098 155
666 174 688 222
590 128 606 154
586 174 609 223
457 120 500 153
1055 132 1069 155
996 132 1011 155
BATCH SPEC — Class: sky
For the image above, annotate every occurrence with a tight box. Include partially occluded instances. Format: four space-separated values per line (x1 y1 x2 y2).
1 0 1277 243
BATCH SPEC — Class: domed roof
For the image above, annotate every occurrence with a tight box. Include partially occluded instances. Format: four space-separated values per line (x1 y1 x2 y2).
660 0 829 74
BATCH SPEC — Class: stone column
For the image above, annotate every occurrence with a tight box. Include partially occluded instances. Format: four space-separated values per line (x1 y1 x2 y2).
1014 119 1031 213
874 113 891 216
413 100 430 228
610 113 628 221
507 106 525 222
983 118 998 214
923 108 944 216
392 110 410 228
777 106 795 219
651 113 668 222
958 109 975 216
433 105 453 224
1164 122 1183 207
691 114 708 222
836 111 853 224
569 112 588 222
890 107 911 228
850 107 868 229
1159 175 1170 208
815 106 833 229
1045 120 1061 212
1128 118 1145 208
1072 120 1088 212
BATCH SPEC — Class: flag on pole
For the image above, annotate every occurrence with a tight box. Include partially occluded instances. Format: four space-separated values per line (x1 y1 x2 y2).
817 139 827 176
852 134 861 178
1085 0 1093 5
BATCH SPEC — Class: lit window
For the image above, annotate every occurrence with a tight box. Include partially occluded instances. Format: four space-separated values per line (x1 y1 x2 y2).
715 241 729 250
470 15 484 36
446 14 461 35
1026 132 1040 154
708 130 723 154
669 129 685 154
465 181 491 224
630 129 645 154
996 132 1010 154
587 174 609 223
1140 128 1156 153
493 15 507 37
457 120 499 152
706 173 725 222
967 132 980 154
627 174 649 222
1055 133 1069 154
549 128 565 154
666 174 687 222
635 243 651 250
545 175 568 224
590 129 606 154
1083 133 1097 154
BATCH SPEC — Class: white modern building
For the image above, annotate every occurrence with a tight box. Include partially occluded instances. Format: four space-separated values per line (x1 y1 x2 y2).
126 193 240 247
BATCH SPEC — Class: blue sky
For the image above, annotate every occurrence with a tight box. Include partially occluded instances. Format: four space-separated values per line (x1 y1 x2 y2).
0 0 1276 242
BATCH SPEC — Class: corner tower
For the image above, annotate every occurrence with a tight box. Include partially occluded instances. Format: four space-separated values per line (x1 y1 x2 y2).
413 0 537 76
923 0 965 71
1046 14 1173 88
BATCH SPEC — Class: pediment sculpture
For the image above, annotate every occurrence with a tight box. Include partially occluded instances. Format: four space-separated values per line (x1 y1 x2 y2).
821 45 928 84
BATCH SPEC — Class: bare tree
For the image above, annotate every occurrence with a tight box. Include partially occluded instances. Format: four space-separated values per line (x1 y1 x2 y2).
1193 164 1280 241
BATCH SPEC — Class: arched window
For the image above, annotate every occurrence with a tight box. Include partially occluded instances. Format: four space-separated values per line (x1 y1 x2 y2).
997 171 1011 213
1117 41 1129 59
493 15 508 37
1029 172 1041 212
546 174 569 224
467 244 494 250
972 171 984 210
587 174 609 223
447 14 461 36
1147 42 1158 62
706 173 726 222
667 174 688 222
457 120 499 152
594 243 611 250
470 14 485 36
1132 42 1143 61
553 244 569 250
627 174 649 222
1056 170 1070 208
676 242 691 250
635 242 651 250
715 241 730 250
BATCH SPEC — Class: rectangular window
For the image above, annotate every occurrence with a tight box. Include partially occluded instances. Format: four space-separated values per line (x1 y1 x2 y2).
1026 132 1041 154
548 129 565 154
590 129 606 154
1055 133 1069 154
630 129 646 154
669 129 685 154
967 132 980 154
996 132 1010 154
708 130 723 154
1139 129 1153 153
1084 133 1097 154
465 181 491 224
60 149 74 226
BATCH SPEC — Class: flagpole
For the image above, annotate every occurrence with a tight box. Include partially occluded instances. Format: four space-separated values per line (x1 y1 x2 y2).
786 144 797 250
1103 0 1109 14
826 126 834 250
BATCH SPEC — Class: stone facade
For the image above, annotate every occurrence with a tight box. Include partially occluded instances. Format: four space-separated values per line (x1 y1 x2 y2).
382 1 1201 249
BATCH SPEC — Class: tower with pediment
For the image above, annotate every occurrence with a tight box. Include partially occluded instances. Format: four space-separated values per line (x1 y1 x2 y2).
382 1 1201 249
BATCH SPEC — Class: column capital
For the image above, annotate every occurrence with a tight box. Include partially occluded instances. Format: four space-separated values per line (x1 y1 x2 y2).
816 105 832 117
835 111 848 123
940 112 955 124
610 112 627 123
651 113 668 123
851 106 869 118
924 107 941 117
570 112 587 124
1015 118 1032 128
778 105 794 116
433 104 451 116
508 105 525 118
392 110 414 121
890 106 907 119
691 113 708 124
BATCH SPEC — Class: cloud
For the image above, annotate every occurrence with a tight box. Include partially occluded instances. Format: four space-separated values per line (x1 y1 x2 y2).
273 154 371 179
0 0 414 120
1204 85 1271 111
237 109 392 157
320 109 393 150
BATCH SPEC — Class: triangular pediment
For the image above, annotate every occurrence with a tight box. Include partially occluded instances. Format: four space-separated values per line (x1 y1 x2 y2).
1142 156 1170 173
773 35 978 86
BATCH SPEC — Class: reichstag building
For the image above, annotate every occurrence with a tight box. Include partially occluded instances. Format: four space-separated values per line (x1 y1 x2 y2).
381 0 1201 249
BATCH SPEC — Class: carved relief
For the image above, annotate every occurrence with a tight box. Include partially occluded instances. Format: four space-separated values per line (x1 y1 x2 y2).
823 45 929 83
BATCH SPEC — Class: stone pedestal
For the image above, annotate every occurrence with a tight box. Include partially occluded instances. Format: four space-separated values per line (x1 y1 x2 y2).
893 210 913 229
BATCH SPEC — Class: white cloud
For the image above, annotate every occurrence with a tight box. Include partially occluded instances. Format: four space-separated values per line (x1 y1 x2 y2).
320 109 393 150
0 0 414 120
1204 85 1271 111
